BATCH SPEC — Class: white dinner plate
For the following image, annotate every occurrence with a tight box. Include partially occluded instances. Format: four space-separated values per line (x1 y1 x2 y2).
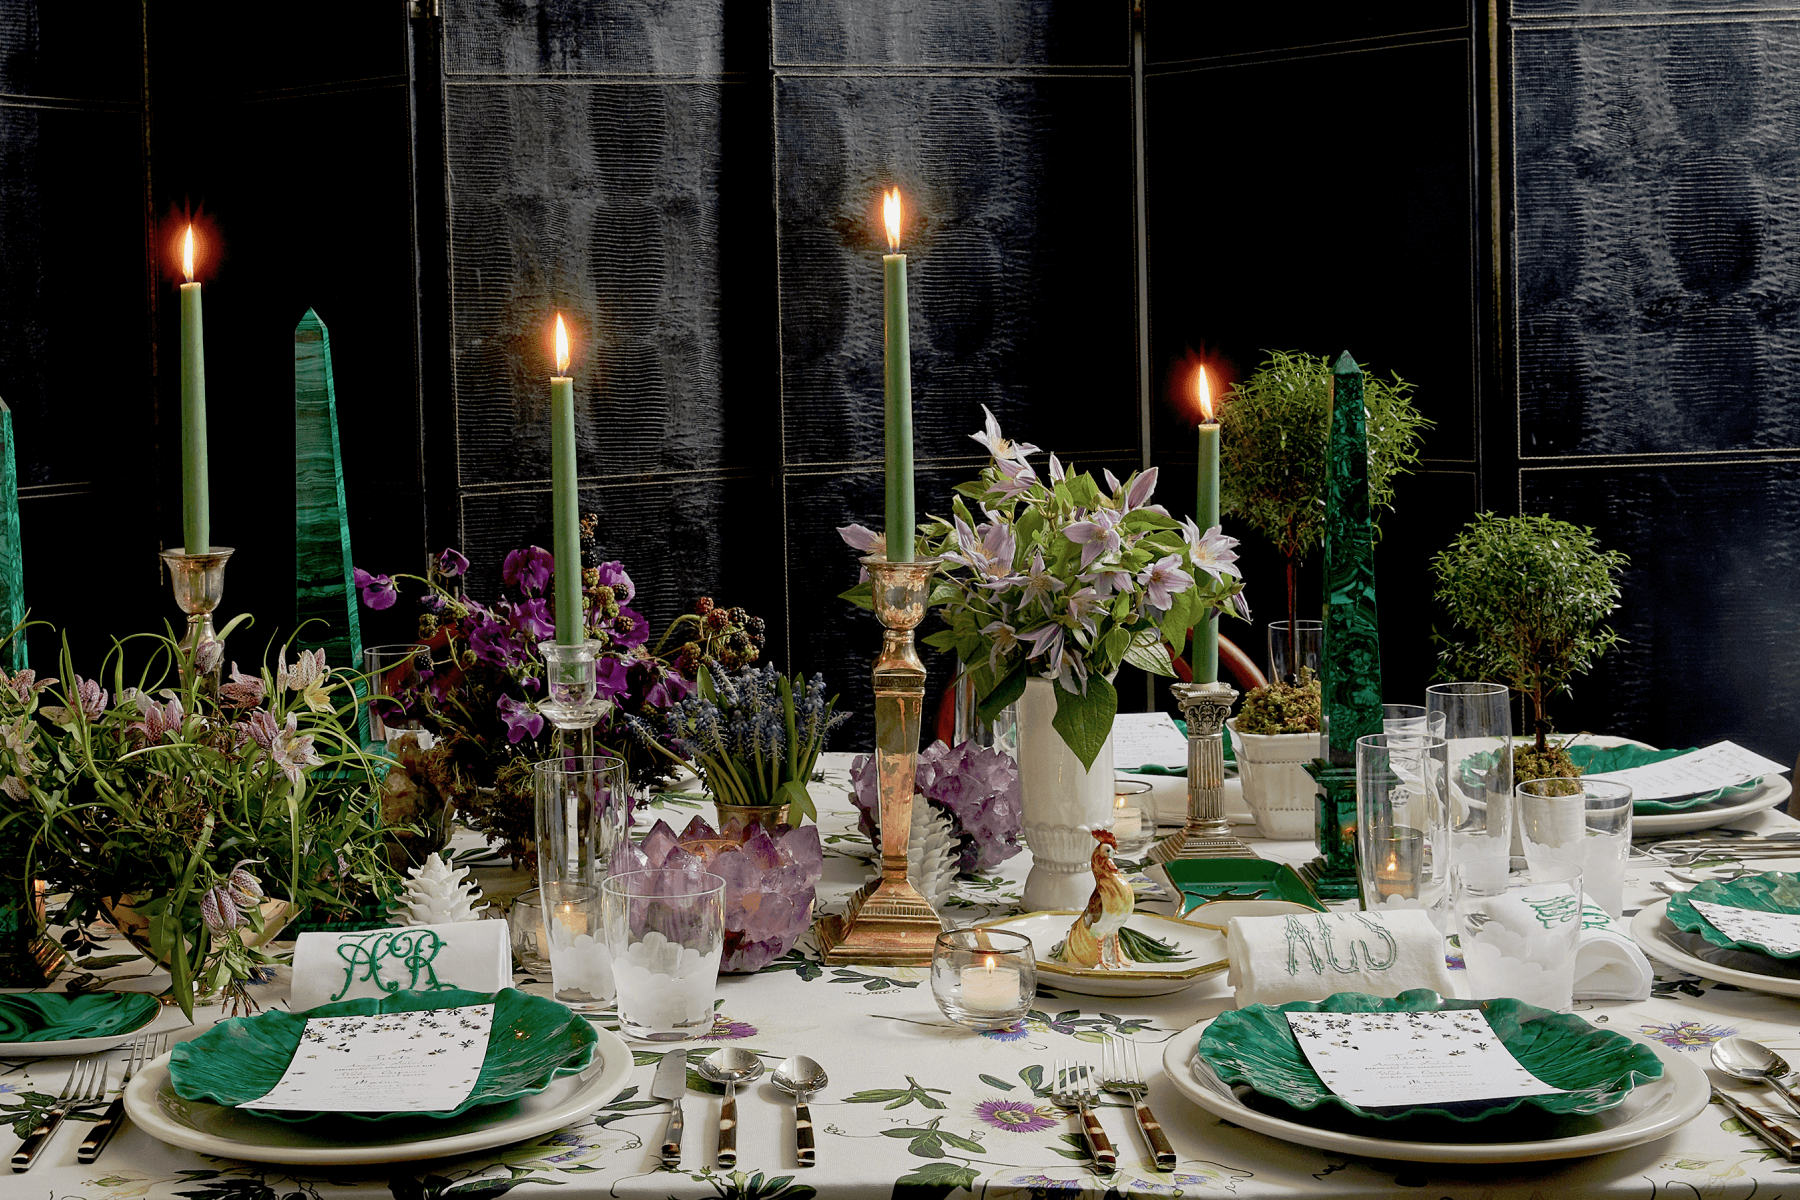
0 996 173 1058
1161 1017 1707 1163
1632 898 1800 998
974 911 1228 997
1632 776 1790 834
124 1025 632 1165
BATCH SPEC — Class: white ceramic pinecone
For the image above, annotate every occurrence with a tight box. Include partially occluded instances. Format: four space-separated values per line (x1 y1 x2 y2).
389 852 489 926
908 798 960 910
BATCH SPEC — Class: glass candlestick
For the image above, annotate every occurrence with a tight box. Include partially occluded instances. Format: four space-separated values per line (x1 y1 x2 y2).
537 639 605 756
160 546 233 694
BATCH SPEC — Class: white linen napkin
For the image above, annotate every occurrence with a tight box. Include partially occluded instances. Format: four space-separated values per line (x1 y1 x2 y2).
1575 901 1652 1001
289 920 511 1013
1128 773 1255 826
1226 909 1457 1008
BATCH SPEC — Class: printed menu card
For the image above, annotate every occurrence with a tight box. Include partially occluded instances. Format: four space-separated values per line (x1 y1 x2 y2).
1285 1010 1570 1108
1690 900 1800 956
246 1003 494 1112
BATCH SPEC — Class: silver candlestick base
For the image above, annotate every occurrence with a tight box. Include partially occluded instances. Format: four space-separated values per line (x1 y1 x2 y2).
160 547 233 694
1148 680 1250 863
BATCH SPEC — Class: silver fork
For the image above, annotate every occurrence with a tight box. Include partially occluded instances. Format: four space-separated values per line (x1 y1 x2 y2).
1049 1061 1115 1175
79 1033 168 1163
1101 1037 1176 1170
12 1057 107 1172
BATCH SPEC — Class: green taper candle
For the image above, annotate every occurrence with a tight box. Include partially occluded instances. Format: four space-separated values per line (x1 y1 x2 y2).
550 314 582 645
180 226 209 554
1194 365 1219 684
882 188 914 562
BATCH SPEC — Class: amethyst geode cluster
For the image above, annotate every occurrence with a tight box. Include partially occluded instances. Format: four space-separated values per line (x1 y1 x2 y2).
848 739 1023 872
611 815 823 973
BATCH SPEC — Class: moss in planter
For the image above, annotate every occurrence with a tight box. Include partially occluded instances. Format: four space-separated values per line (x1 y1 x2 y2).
1515 741 1581 792
1237 668 1322 736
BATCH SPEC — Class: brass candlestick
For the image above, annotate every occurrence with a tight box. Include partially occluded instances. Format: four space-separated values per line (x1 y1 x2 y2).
160 547 233 694
1148 680 1250 862
815 557 945 965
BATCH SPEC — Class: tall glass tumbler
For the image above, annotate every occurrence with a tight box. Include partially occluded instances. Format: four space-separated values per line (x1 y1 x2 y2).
363 643 430 742
1355 733 1450 927
1517 777 1633 918
1267 620 1322 685
533 754 631 1012
1427 682 1513 870
603 869 727 1041
1451 857 1583 1012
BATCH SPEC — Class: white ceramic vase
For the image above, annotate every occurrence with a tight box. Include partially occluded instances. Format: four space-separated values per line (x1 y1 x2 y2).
1016 676 1116 911
1228 718 1323 841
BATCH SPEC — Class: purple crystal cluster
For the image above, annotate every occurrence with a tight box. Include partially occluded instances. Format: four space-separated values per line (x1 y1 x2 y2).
848 739 1023 873
611 815 823 973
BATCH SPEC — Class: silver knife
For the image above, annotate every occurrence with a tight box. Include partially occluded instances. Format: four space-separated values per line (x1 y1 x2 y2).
651 1050 687 1169
1713 1086 1800 1159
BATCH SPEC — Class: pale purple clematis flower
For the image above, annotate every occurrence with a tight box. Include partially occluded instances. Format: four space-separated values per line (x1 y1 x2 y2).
837 524 887 581
987 454 1039 502
948 519 1016 580
1046 453 1066 484
1228 590 1252 622
503 546 554 596
1056 648 1090 696
1139 554 1195 612
980 619 1020 672
353 568 398 610
1122 467 1159 512
1084 567 1133 597
1065 508 1122 568
220 664 266 709
1103 468 1122 494
1017 623 1066 677
497 695 544 743
1016 549 1066 613
1182 520 1243 580
1064 586 1103 636
435 547 470 577
971 404 1040 463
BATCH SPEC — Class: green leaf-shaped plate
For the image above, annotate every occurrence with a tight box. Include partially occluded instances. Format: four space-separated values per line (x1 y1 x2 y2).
0 991 161 1046
1666 871 1800 958
169 988 597 1123
1196 989 1662 1123
1565 744 1761 813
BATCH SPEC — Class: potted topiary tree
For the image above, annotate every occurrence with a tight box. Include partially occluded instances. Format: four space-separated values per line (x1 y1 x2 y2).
1220 349 1430 680
1429 512 1629 780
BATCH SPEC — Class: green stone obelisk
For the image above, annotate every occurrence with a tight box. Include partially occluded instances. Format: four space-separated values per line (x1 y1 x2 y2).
294 310 365 738
0 399 25 673
1302 351 1383 900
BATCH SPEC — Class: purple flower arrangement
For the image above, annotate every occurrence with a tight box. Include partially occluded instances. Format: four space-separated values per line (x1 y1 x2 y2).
848 738 1023 872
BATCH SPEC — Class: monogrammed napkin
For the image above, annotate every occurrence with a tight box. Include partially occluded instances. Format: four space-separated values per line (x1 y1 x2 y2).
1226 909 1456 1008
288 920 511 1012
1575 901 1652 1001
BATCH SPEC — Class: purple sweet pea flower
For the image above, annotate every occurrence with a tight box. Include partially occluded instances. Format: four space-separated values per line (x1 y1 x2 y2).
496 694 544 743
469 618 528 668
1138 553 1194 612
645 671 693 709
1064 508 1122 568
435 548 470 577
353 568 398 610
612 607 650 649
509 597 556 642
594 561 636 604
595 656 631 702
502 546 554 596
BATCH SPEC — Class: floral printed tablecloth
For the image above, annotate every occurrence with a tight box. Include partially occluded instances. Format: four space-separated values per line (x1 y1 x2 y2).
9 753 1800 1200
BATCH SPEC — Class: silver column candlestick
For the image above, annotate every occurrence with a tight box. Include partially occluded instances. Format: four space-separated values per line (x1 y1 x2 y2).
160 547 233 693
1148 680 1250 862
815 556 944 966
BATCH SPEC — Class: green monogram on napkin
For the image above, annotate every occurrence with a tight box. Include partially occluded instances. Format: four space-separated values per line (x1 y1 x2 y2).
330 930 459 1001
1283 913 1400 978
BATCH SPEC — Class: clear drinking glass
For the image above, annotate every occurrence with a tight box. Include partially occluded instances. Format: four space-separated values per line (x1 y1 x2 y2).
363 643 430 742
506 888 551 975
602 869 727 1041
1517 777 1633 918
533 754 631 1012
1267 620 1322 685
931 928 1036 1030
1355 733 1450 927
1383 704 1446 741
1110 779 1155 856
1427 682 1513 869
1451 856 1583 1012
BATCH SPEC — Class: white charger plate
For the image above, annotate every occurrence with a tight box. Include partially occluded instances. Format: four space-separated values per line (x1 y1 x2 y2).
1631 897 1800 998
1161 1017 1706 1163
974 911 1228 997
124 1025 632 1165
0 995 170 1058
1633 777 1789 834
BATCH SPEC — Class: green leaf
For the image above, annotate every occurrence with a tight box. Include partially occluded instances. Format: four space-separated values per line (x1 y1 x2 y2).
907 1134 946 1158
977 665 1027 724
921 630 960 652
1123 631 1175 678
1050 674 1118 771
838 581 875 611
775 779 815 825
937 1131 986 1154
977 1073 1014 1092
894 1160 982 1200
1051 1133 1092 1160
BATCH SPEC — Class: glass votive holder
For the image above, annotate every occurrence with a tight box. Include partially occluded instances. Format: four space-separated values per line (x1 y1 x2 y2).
507 888 551 975
1110 779 1155 856
931 928 1036 1030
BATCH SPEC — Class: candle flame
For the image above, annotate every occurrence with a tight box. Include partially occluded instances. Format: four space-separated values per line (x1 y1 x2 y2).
553 313 570 375
1197 365 1214 422
883 188 902 252
981 954 995 970
1384 852 1399 873
182 225 194 283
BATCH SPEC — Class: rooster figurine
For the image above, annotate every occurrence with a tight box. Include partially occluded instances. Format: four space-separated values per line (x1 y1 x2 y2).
1057 830 1135 970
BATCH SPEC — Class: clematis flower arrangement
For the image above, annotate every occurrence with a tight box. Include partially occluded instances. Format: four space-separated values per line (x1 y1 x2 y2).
841 406 1248 769
0 629 395 1017
354 528 767 864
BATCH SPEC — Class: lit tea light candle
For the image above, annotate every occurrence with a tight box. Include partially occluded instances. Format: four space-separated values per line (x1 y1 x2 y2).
960 954 1021 1013
554 900 589 938
1112 795 1142 840
1373 828 1424 899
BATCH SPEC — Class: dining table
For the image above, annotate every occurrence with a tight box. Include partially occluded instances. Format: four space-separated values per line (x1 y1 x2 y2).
7 750 1800 1200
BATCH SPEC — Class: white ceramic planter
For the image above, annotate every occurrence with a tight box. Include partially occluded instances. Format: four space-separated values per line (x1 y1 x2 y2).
1228 718 1323 842
1016 677 1116 910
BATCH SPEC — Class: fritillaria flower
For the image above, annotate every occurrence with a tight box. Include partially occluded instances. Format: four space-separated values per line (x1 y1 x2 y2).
0 775 26 801
352 568 398 610
278 648 334 714
39 675 108 725
248 711 322 786
127 696 184 744
220 664 266 709
0 668 56 706
201 886 242 935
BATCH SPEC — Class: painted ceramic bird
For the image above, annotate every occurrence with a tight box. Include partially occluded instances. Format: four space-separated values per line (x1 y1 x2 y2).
1060 830 1134 969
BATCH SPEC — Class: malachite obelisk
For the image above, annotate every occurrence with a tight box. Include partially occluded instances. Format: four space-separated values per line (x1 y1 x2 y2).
0 398 24 672
294 310 363 694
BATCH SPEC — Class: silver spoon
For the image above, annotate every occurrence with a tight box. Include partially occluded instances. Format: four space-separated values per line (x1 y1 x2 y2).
1712 1037 1800 1119
772 1055 828 1169
697 1048 764 1169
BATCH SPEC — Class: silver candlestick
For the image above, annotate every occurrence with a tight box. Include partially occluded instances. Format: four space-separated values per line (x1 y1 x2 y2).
160 547 233 694
1148 680 1250 862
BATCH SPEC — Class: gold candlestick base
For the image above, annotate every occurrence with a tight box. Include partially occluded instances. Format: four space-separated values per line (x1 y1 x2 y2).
1148 681 1252 862
814 557 945 966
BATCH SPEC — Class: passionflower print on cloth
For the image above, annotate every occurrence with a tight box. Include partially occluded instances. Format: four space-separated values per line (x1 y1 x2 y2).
1638 1019 1738 1050
975 1097 1058 1133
